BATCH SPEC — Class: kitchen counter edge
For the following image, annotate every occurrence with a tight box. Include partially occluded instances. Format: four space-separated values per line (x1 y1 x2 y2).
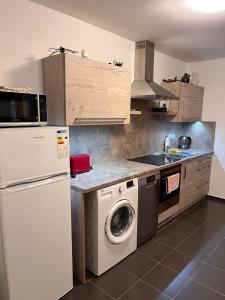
70 150 213 194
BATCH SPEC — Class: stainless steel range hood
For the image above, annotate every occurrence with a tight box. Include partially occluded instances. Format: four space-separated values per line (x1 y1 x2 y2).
131 41 178 100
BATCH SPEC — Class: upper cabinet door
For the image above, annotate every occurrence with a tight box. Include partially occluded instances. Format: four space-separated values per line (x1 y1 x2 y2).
159 82 204 123
43 54 131 126
178 84 204 122
64 55 131 125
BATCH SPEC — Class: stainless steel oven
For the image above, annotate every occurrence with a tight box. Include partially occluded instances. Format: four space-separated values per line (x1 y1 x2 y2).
0 92 47 127
159 165 181 214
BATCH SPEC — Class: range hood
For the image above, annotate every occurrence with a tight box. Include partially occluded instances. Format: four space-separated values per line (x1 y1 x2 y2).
131 40 178 100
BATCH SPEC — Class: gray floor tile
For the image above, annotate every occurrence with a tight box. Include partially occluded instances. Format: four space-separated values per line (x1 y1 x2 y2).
207 198 225 212
217 239 225 253
120 280 171 300
190 226 224 248
92 265 138 299
138 239 172 262
63 198 225 300
177 237 213 261
62 282 113 300
154 229 185 248
161 220 197 237
207 249 225 270
142 264 188 297
193 264 225 295
119 251 157 278
175 280 225 300
161 250 203 277
177 207 210 226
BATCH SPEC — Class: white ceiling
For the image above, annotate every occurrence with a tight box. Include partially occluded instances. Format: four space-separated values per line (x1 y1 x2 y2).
31 0 225 62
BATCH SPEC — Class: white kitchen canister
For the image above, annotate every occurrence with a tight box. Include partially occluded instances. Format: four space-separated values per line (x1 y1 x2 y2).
81 49 88 58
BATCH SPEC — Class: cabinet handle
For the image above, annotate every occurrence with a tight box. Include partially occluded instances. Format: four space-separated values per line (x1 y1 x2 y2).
73 117 127 125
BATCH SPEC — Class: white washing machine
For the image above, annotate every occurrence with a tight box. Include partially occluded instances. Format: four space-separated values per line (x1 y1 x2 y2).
85 178 138 276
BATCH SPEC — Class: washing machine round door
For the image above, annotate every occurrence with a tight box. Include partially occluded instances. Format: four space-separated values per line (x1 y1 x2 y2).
105 199 136 244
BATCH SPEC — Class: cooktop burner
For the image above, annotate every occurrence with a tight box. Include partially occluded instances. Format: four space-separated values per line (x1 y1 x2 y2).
128 154 181 166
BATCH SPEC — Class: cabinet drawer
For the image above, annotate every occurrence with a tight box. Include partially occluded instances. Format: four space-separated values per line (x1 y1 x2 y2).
198 157 212 167
196 180 210 198
180 155 212 210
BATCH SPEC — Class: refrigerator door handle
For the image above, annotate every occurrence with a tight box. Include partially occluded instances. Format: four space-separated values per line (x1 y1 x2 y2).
1 172 69 192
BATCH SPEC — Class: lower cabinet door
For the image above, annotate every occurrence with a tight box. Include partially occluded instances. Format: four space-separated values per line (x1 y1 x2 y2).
179 156 212 211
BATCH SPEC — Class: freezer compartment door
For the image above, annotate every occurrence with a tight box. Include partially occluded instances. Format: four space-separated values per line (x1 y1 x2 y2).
0 126 70 187
0 175 73 300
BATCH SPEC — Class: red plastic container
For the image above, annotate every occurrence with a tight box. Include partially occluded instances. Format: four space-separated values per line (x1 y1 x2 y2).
70 154 90 175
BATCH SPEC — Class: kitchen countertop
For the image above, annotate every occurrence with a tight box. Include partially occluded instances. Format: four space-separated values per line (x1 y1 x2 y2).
70 149 213 193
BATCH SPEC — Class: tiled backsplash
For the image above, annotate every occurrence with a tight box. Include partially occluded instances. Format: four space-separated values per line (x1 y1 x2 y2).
69 109 215 164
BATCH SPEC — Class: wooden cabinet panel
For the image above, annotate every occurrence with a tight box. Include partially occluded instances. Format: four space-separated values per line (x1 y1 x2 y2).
159 82 204 123
179 155 212 210
42 54 66 125
178 84 204 122
43 54 131 126
161 82 180 98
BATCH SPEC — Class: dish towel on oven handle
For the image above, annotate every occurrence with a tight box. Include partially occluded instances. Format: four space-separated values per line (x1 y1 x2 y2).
166 173 180 194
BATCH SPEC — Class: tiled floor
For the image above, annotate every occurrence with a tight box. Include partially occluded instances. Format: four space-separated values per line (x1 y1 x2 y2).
61 196 225 299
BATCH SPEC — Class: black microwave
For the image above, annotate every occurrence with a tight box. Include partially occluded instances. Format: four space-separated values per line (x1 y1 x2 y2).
0 91 47 127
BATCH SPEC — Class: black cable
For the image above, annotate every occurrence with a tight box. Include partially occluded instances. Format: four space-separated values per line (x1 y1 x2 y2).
48 47 79 56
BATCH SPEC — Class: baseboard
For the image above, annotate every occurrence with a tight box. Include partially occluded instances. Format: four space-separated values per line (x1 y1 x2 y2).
207 194 225 203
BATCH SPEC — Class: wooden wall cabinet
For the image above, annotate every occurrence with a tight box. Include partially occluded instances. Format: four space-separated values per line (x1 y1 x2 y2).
179 155 212 210
42 54 131 125
160 82 204 122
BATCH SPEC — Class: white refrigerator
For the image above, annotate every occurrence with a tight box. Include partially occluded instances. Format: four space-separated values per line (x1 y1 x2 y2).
0 127 73 300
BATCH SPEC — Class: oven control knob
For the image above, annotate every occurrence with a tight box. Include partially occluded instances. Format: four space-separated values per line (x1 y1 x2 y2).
119 186 124 193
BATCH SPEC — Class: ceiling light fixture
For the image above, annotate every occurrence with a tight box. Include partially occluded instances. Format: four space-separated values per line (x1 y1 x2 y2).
186 0 225 13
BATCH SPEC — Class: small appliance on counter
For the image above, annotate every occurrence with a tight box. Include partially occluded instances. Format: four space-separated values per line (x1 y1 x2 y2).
178 136 192 149
70 154 91 177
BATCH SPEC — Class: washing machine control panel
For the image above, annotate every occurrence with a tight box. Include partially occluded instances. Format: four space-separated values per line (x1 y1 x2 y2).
98 178 138 199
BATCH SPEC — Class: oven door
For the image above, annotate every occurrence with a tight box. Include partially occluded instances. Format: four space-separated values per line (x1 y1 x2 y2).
0 92 39 126
159 165 181 214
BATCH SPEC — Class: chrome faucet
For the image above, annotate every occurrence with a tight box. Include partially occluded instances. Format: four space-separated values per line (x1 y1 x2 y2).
164 136 172 153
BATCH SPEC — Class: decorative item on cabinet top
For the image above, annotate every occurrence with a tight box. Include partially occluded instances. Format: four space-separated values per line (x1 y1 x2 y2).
42 53 131 126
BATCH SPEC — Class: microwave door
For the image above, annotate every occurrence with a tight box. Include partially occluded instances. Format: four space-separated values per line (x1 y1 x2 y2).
38 94 48 125
0 92 39 126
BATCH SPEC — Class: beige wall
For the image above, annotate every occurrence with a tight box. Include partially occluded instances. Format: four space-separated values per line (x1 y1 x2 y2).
154 51 187 84
0 0 134 93
188 59 225 198
0 0 186 93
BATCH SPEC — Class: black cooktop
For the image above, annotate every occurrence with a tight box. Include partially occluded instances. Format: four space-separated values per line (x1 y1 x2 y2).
128 154 181 166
